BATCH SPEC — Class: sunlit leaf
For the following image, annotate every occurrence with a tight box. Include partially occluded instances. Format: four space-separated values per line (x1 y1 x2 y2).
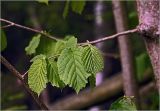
54 40 65 55
25 34 41 55
65 36 77 48
28 54 47 95
82 44 104 74
30 54 46 62
57 47 90 93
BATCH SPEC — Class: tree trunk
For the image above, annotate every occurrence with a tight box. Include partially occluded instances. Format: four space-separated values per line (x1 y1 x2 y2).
136 0 160 91
112 1 140 109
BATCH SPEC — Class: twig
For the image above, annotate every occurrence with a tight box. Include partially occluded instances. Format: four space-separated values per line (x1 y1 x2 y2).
0 23 14 28
79 28 137 45
0 18 59 41
1 55 48 110
0 18 137 45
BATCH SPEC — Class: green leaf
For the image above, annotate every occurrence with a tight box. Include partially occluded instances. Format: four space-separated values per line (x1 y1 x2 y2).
82 44 104 74
28 55 47 95
71 1 86 14
109 96 137 111
89 74 96 88
1 29 7 51
36 0 49 5
47 59 65 88
136 53 151 81
65 36 77 48
54 40 65 55
30 54 46 62
36 37 56 57
25 34 41 55
57 47 90 93
63 1 70 18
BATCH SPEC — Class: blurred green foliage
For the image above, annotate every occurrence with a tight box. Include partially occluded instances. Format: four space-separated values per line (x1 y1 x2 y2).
1 29 7 51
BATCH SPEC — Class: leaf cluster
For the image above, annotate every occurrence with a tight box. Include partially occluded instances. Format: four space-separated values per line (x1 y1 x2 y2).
25 35 104 95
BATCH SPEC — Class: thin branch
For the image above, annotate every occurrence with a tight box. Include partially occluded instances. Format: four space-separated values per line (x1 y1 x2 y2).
1 55 48 110
0 18 138 45
0 18 59 41
0 23 14 28
79 28 137 45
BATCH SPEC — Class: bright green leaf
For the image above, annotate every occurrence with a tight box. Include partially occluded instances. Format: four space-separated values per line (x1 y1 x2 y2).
25 34 41 55
54 40 65 55
30 54 46 62
1 29 7 51
57 47 90 93
28 55 47 95
82 44 104 74
65 36 77 48
110 96 137 111
47 59 65 88
71 1 86 14
63 1 70 18
36 0 49 5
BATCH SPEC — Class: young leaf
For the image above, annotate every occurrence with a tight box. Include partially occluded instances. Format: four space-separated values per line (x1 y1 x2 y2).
54 40 65 55
82 44 104 74
25 34 41 55
1 29 7 52
36 0 49 5
65 36 77 48
30 54 46 62
47 59 65 88
109 96 137 111
28 55 47 95
57 47 90 93
71 1 86 14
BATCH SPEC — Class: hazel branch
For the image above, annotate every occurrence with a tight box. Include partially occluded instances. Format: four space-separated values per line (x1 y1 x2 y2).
1 18 138 45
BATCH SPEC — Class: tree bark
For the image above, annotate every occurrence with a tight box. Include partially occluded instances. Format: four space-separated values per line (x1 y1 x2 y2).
136 0 160 91
112 1 140 108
